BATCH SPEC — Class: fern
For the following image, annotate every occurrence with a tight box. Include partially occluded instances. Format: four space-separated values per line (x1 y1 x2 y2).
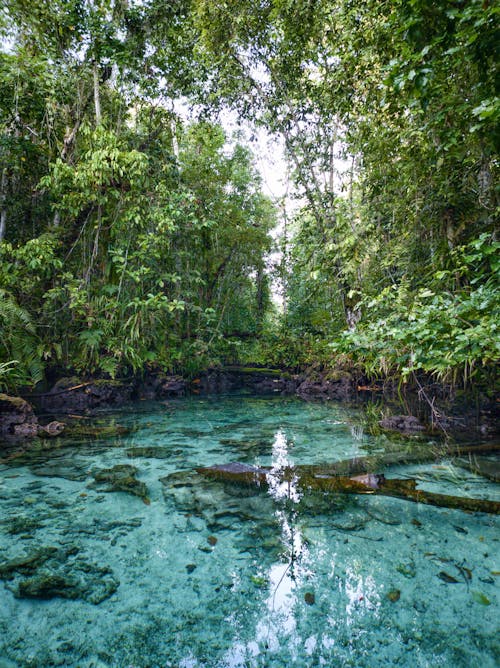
0 290 44 389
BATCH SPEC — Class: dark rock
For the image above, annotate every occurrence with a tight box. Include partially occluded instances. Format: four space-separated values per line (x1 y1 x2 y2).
198 370 241 394
17 573 76 600
197 368 299 395
138 372 187 399
42 377 134 413
304 592 315 605
5 515 45 535
296 370 355 401
0 393 39 438
379 415 425 434
14 564 119 604
387 589 401 602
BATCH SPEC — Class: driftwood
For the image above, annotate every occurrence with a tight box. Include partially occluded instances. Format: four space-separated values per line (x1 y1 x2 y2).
197 448 500 515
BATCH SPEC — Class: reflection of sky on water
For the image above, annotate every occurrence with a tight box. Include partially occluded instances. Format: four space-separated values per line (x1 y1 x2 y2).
1 397 497 667
343 562 381 624
227 428 384 664
266 429 301 503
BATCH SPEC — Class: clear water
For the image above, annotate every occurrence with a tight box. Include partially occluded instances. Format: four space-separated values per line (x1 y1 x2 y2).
0 395 498 667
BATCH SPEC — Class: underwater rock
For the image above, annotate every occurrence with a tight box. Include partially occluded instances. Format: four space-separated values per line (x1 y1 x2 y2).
0 394 39 439
219 438 272 456
17 573 77 600
0 546 60 579
15 562 119 604
387 589 401 602
0 545 119 604
5 515 45 535
304 592 315 605
126 446 171 458
65 424 130 439
91 464 150 502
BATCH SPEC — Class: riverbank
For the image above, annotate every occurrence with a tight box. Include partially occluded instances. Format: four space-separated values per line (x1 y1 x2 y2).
1 364 498 445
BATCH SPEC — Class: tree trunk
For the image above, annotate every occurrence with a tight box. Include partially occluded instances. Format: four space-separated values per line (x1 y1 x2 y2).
93 61 102 126
197 443 500 515
0 167 8 241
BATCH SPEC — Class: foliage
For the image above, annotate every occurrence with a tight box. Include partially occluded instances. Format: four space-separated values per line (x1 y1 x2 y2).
0 0 498 391
332 235 500 381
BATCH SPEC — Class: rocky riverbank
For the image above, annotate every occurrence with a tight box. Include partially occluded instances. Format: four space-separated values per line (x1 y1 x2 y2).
1 365 498 444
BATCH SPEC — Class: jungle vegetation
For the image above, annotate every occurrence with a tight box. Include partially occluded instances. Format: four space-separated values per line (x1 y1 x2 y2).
0 0 498 391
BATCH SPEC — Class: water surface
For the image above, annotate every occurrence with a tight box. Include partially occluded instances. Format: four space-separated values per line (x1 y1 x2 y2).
0 395 498 667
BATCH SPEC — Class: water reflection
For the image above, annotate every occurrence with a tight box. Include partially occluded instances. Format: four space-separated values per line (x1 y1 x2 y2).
238 429 387 664
266 429 301 503
0 398 497 667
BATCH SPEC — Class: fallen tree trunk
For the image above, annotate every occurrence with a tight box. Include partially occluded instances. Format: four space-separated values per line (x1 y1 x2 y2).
198 442 499 482
197 460 500 515
305 442 500 477
455 456 500 482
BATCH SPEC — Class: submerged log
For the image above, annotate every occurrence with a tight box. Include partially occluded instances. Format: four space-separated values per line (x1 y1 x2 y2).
197 461 500 515
454 456 500 483
199 442 499 484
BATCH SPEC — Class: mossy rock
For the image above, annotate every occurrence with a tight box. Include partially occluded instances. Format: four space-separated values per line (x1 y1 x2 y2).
126 447 171 458
324 369 354 383
0 546 59 580
222 366 292 379
91 464 149 502
0 393 39 438
65 424 130 439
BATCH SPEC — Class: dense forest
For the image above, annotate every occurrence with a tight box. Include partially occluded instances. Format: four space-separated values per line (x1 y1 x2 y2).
0 0 498 393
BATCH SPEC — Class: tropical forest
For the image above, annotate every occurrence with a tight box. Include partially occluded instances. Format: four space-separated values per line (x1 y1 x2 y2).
0 1 498 666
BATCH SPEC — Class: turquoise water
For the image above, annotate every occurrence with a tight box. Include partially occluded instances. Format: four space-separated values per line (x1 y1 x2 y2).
0 395 498 667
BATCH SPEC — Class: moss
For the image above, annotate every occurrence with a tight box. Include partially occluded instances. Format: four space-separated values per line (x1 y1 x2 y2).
92 464 149 502
0 547 59 580
223 366 292 379
91 379 128 388
64 425 130 439
198 452 500 515
0 393 29 410
324 369 353 383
